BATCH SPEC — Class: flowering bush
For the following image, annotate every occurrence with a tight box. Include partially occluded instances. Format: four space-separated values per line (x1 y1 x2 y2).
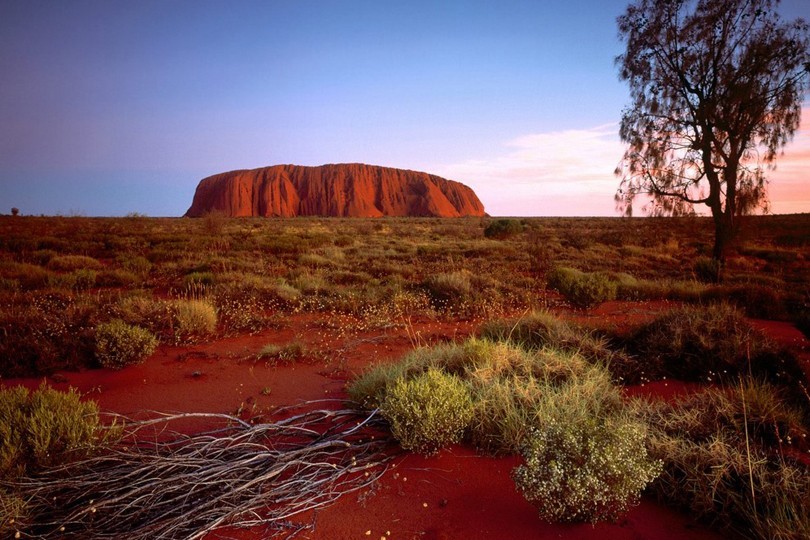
513 414 661 523
95 319 157 369
380 368 474 455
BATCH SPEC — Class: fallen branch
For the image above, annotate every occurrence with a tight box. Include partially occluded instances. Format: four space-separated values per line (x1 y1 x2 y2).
8 406 396 539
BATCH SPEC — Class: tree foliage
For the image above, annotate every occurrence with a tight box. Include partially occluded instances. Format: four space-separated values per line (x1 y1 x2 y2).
615 0 809 261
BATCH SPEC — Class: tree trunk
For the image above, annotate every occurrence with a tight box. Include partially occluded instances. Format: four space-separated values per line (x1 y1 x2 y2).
711 209 734 282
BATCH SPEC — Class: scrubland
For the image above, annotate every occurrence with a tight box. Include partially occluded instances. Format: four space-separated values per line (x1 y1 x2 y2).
0 213 808 538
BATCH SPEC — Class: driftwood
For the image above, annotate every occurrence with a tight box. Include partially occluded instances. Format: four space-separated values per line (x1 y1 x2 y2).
10 404 395 539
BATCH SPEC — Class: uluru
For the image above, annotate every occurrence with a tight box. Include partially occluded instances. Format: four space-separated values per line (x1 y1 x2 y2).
184 163 486 218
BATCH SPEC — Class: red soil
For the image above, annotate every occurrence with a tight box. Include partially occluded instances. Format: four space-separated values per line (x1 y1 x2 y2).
12 309 800 539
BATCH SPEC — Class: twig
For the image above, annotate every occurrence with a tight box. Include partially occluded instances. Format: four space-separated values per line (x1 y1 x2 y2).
7 405 397 539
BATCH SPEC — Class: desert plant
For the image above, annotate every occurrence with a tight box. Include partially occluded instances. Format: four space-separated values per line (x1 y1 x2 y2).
546 267 617 308
351 337 627 455
46 255 103 272
257 341 307 363
484 218 523 239
0 292 99 376
634 381 810 539
625 303 788 383
380 368 474 455
64 268 98 291
173 298 217 339
115 294 172 335
424 270 472 305
479 310 623 367
95 319 158 369
0 384 111 479
513 412 662 524
693 256 721 283
117 254 152 275
0 490 28 537
183 271 216 288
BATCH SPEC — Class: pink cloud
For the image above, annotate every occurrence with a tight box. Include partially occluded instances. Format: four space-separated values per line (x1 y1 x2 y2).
439 109 810 217
767 106 810 214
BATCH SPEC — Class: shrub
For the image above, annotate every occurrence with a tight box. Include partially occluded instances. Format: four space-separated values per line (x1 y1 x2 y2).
183 271 216 288
257 341 306 363
634 381 810 539
380 368 474 455
546 267 617 308
117 254 152 275
0 262 51 290
424 270 472 305
46 255 103 272
0 491 28 538
174 298 217 339
0 292 99 376
115 294 172 335
350 337 626 454
63 268 97 291
693 256 721 283
0 384 111 479
95 319 157 369
625 303 783 382
479 310 624 366
96 268 139 288
513 413 662 524
484 219 523 239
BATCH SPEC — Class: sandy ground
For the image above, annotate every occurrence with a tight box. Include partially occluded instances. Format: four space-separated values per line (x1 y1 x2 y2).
9 304 809 539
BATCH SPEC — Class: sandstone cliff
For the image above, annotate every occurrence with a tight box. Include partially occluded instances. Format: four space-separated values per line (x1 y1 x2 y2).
184 163 486 218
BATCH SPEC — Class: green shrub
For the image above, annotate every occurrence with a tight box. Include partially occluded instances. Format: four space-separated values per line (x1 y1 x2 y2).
117 254 152 275
546 267 617 308
96 268 139 288
479 311 624 367
484 219 523 239
513 413 662 524
183 271 216 288
693 256 721 283
634 381 810 539
58 268 97 291
174 298 217 338
626 303 780 382
115 294 172 334
0 490 28 538
424 270 472 305
380 368 474 455
0 384 111 479
0 262 51 290
257 341 306 363
95 319 157 369
351 337 627 455
46 255 103 272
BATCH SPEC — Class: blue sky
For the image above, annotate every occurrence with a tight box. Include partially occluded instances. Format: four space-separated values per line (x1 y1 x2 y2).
1 0 808 216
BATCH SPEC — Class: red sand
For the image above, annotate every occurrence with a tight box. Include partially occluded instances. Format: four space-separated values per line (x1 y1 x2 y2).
11 309 802 539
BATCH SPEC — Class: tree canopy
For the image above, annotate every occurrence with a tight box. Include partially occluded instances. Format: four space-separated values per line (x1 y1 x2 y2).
615 0 810 261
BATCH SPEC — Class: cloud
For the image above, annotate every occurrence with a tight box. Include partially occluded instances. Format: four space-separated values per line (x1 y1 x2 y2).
438 109 810 216
435 123 625 216
767 107 810 214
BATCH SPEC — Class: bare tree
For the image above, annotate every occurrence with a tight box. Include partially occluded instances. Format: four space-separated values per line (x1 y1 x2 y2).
615 0 809 265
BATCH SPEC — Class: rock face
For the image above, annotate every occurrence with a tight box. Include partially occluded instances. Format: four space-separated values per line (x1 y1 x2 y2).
184 163 486 218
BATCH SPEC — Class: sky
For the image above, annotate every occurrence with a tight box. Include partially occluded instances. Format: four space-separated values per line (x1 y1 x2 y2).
1 0 808 217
